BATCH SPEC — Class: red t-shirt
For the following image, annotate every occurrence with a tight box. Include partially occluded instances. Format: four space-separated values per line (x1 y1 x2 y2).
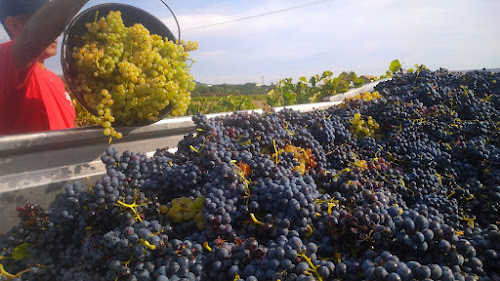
0 40 75 135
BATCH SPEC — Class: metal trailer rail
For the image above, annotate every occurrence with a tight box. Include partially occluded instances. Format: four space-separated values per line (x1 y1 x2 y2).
0 79 385 234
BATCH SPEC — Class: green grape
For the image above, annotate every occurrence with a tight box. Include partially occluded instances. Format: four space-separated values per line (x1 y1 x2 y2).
350 113 381 139
163 196 205 229
71 10 198 139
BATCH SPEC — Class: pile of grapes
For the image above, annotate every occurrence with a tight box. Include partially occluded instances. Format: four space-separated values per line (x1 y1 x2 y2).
1 68 499 281
70 11 198 139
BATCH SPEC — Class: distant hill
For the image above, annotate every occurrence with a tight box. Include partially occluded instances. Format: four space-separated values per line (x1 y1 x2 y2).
195 80 211 87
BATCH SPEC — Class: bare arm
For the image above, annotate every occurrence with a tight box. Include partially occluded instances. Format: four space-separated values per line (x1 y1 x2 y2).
13 0 90 68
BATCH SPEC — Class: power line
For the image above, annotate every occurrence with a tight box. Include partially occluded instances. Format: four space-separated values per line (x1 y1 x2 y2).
184 0 334 31
159 0 182 40
178 0 227 15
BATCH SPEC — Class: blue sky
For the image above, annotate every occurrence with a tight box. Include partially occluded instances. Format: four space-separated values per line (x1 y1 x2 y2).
1 0 499 84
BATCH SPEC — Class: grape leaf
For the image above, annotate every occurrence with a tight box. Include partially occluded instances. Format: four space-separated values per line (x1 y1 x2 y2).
245 100 255 109
11 243 31 261
221 100 235 111
389 59 402 73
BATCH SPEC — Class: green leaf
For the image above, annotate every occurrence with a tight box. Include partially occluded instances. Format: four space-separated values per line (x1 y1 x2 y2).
236 100 245 111
12 243 31 261
245 100 256 109
353 77 365 88
284 91 295 100
309 76 317 87
266 96 277 107
299 76 307 83
309 92 320 103
322 70 333 79
221 100 235 111
389 59 401 73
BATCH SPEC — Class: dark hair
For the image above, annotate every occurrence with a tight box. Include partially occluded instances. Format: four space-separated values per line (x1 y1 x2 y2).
0 0 50 25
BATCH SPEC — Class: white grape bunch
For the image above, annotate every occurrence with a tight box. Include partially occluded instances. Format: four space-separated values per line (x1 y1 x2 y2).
71 11 198 139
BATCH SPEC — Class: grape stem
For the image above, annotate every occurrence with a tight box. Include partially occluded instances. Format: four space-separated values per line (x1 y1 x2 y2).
297 252 323 281
186 58 196 69
115 200 146 222
460 216 476 228
305 224 314 237
249 213 265 226
333 168 350 180
138 239 156 250
273 139 280 165
0 263 31 279
283 121 294 136
313 198 339 215
203 242 212 252
231 160 251 204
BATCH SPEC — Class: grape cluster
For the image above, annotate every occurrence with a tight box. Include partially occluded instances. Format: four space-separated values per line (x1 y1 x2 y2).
350 112 381 139
343 90 382 104
272 144 317 174
161 195 206 230
1 68 500 280
71 11 198 139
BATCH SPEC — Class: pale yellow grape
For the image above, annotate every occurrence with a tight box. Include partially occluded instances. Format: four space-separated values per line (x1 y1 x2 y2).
350 113 381 138
194 212 204 223
159 205 168 214
173 212 183 223
192 196 204 208
170 203 182 213
71 11 198 139
164 195 205 230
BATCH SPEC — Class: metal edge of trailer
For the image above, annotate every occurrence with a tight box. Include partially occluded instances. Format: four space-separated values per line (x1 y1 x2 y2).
0 79 386 234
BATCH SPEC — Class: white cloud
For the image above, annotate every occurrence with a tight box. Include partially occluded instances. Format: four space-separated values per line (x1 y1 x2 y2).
4 0 498 85
171 0 500 84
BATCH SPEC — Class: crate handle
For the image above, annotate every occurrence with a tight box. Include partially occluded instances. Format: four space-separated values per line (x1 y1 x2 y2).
160 0 181 41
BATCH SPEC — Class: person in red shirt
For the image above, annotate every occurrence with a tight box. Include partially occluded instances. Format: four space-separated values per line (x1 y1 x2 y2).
0 0 90 135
